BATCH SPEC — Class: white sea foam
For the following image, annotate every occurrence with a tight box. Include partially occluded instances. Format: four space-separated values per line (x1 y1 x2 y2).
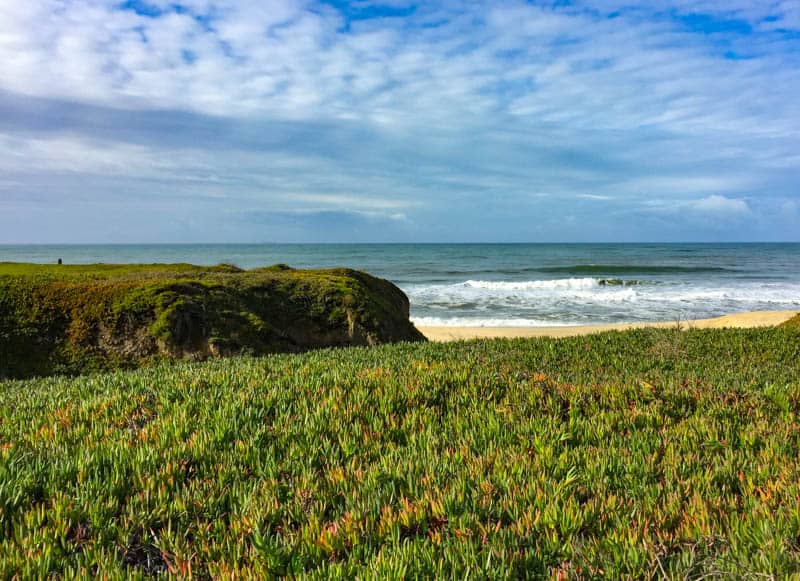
462 277 600 290
404 277 800 326
411 316 578 327
408 278 640 304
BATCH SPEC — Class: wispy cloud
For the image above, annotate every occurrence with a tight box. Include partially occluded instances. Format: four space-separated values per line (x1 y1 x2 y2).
0 0 798 242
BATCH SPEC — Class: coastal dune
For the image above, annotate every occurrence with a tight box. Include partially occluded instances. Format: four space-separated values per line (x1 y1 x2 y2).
418 310 798 342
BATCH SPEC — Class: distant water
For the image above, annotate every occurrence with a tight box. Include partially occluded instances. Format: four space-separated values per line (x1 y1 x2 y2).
2 243 799 326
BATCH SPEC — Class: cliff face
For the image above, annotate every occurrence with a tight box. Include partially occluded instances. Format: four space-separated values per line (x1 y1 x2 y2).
0 263 425 379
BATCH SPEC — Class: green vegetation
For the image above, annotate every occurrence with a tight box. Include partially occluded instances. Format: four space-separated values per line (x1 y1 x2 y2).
0 263 423 379
2 326 800 577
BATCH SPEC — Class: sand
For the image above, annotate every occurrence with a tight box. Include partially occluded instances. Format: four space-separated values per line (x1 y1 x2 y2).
417 310 799 342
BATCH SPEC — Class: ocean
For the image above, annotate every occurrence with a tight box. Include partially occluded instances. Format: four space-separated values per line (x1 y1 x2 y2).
2 243 799 327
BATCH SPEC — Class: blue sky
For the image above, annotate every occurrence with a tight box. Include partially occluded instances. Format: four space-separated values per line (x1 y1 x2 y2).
0 0 798 242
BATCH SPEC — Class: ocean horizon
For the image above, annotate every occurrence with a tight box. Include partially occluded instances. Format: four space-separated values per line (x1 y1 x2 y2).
2 242 799 327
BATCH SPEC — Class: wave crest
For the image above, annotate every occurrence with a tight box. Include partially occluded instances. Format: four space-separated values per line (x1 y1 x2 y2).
411 316 576 327
463 278 597 290
540 264 732 274
461 277 642 290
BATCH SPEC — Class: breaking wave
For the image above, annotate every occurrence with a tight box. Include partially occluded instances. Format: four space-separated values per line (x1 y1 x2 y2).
403 277 800 326
462 278 643 290
411 316 577 327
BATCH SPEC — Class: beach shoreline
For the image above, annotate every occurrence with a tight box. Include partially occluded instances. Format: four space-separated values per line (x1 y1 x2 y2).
417 310 798 342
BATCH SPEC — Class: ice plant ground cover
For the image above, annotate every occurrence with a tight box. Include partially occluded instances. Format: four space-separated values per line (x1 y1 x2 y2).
1 326 799 577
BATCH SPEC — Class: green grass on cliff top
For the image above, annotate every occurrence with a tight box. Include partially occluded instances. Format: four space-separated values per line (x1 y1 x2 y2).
2 326 800 578
0 261 294 279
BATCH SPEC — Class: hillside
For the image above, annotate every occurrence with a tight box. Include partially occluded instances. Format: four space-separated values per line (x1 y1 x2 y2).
0 263 424 379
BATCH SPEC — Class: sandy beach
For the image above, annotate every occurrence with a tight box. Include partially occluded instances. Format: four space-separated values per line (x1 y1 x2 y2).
418 310 798 342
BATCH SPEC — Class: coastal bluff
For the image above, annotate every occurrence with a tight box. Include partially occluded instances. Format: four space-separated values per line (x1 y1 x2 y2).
0 262 425 379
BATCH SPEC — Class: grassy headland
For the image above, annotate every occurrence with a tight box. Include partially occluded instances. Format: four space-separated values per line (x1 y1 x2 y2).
1 325 799 577
0 263 424 379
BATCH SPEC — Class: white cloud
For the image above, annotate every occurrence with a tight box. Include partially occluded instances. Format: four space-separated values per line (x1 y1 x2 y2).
576 194 614 200
0 0 798 241
291 193 415 210
637 194 753 233
690 194 751 215
780 199 799 217
621 176 752 196
0 0 797 134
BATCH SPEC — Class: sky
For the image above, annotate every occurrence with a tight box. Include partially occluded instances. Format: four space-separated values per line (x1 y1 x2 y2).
0 0 798 243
